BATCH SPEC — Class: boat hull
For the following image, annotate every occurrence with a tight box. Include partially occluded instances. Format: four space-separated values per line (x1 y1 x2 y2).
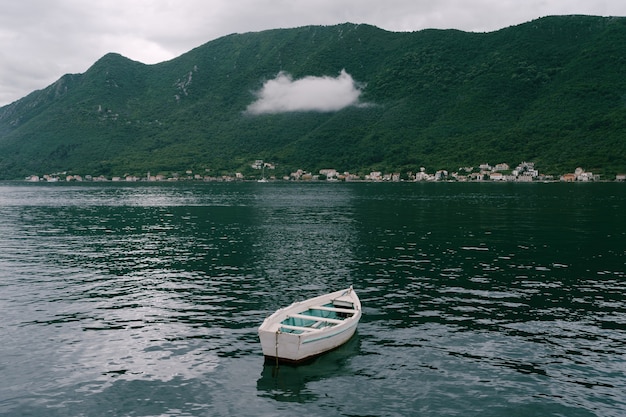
258 287 361 364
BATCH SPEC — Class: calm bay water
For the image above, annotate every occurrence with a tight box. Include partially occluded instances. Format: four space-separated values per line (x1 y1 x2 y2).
0 181 624 416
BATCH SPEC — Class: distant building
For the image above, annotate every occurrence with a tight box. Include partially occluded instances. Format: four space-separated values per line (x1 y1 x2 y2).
319 169 338 179
435 170 448 181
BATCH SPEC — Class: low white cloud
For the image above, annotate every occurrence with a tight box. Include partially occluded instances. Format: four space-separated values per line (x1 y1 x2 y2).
246 70 364 114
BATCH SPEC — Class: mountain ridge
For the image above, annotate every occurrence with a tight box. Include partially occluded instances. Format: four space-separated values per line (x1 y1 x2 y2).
1 16 625 179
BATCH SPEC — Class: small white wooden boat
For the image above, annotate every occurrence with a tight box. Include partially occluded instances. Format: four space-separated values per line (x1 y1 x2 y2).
258 286 361 364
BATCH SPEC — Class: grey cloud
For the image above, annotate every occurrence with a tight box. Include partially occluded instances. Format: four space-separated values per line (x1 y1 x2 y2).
2 1 626 106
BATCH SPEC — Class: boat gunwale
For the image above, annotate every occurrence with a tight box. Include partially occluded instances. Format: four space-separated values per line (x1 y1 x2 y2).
258 287 361 338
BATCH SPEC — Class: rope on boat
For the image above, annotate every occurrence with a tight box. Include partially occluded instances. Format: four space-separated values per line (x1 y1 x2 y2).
274 330 280 368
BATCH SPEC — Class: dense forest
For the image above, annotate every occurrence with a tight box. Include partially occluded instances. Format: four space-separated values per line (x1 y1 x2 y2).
0 15 625 180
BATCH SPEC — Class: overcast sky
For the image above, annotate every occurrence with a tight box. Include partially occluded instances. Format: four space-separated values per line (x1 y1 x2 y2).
1 0 625 106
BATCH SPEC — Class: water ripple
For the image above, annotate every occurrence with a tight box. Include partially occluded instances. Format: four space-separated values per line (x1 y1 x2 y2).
1 182 625 416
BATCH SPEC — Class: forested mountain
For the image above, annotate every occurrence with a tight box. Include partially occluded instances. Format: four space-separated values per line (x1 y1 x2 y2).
1 15 625 180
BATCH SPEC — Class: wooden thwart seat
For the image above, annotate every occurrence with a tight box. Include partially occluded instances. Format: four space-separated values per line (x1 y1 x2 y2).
288 313 343 324
310 305 357 314
279 324 321 332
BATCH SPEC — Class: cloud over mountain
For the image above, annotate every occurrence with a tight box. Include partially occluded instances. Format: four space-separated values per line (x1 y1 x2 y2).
246 70 364 114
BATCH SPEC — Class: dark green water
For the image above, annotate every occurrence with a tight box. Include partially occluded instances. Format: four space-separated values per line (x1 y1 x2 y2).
0 182 624 416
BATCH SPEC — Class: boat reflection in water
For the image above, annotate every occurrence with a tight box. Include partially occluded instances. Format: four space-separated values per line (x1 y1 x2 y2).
256 333 361 403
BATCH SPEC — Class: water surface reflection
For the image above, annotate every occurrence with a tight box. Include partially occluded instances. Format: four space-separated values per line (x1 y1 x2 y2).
1 182 624 417
257 335 361 403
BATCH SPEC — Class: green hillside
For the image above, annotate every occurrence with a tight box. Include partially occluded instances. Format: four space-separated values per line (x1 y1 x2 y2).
1 16 625 180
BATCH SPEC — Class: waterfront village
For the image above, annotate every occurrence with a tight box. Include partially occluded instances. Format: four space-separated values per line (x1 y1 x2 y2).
26 160 626 183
